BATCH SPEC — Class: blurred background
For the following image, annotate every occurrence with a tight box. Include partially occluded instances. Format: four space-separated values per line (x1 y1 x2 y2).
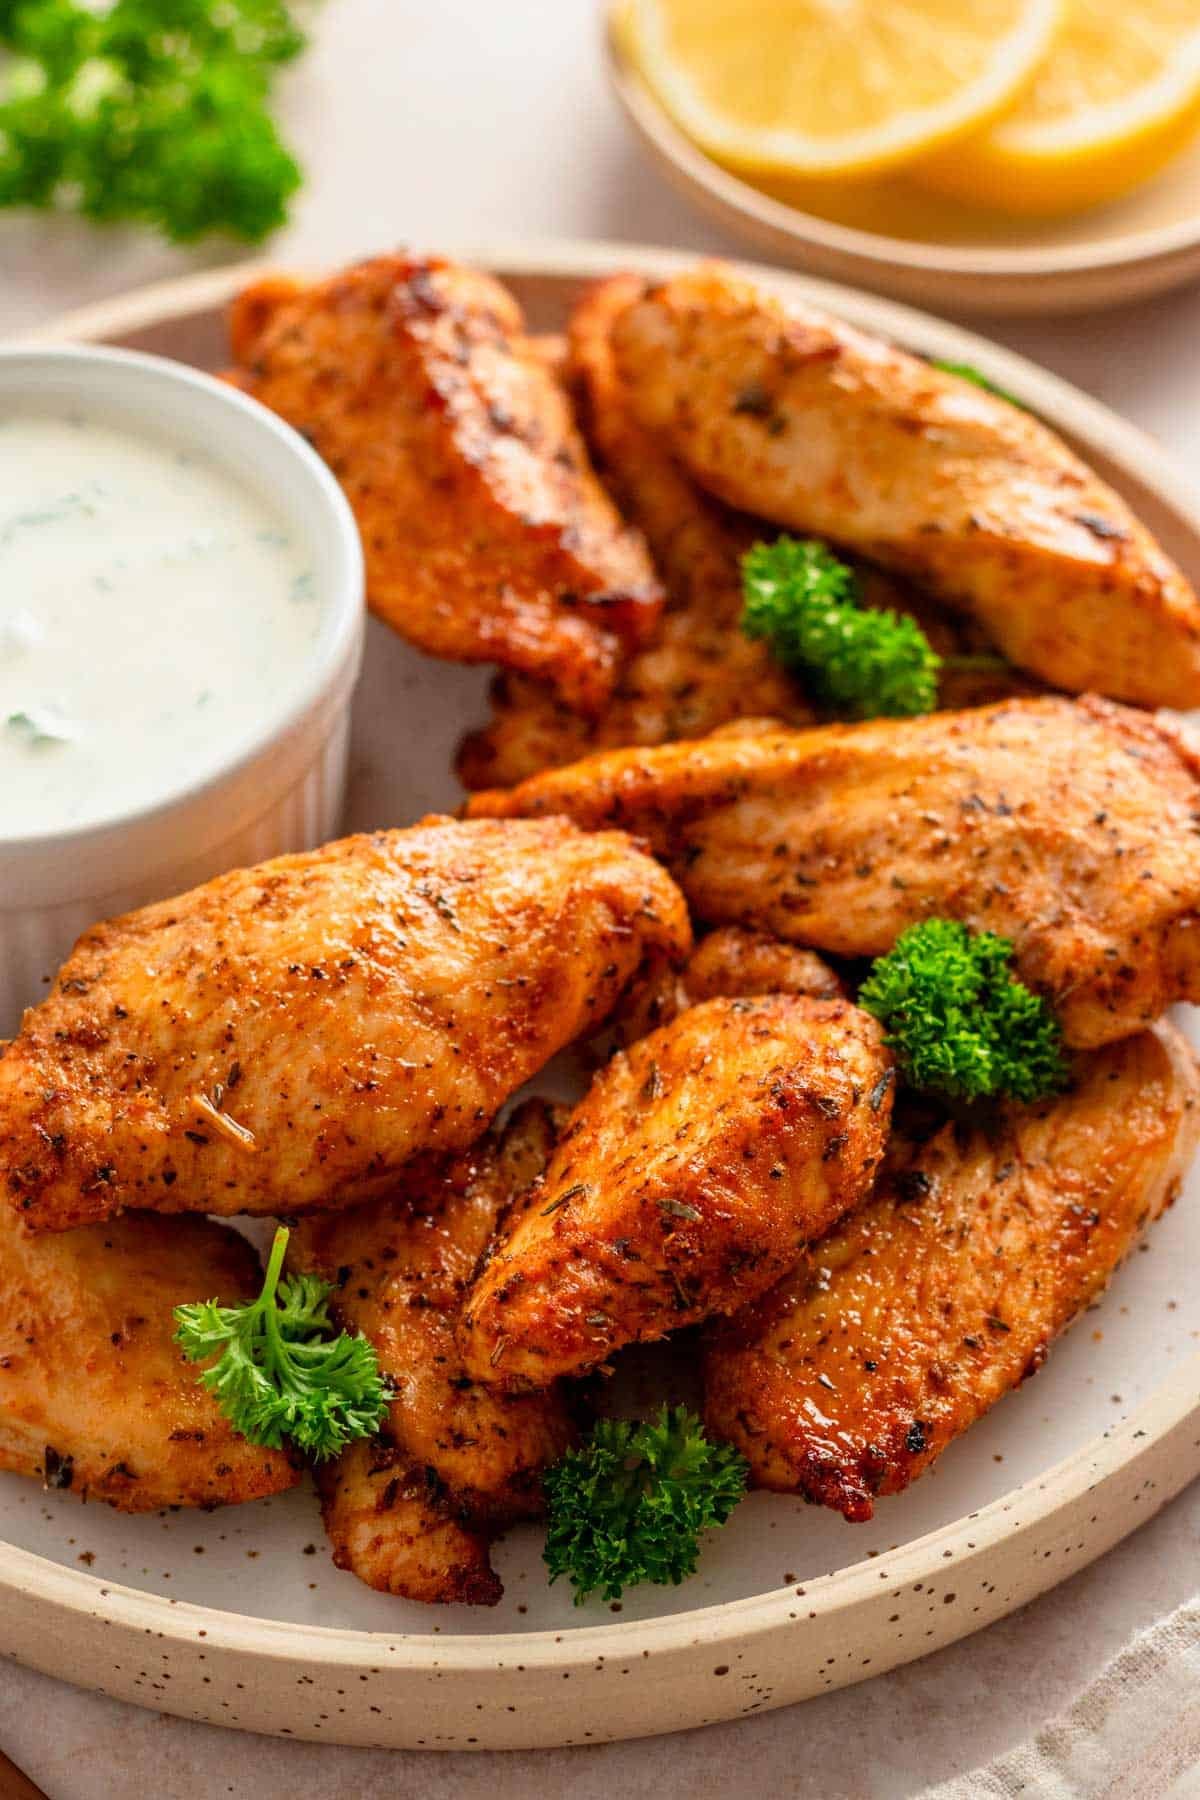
0 0 719 331
3 0 1197 462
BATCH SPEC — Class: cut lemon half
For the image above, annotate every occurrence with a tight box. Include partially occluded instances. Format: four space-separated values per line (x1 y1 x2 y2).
618 0 1062 181
915 0 1200 215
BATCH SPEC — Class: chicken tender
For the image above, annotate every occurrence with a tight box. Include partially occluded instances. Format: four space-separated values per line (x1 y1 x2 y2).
613 924 845 1046
460 995 892 1391
704 1022 1200 1519
457 275 812 788
458 276 1031 792
293 1103 574 1605
469 696 1200 1048
610 264 1200 710
228 255 663 712
1 817 690 1232
315 1440 503 1607
683 926 845 1005
0 1205 299 1510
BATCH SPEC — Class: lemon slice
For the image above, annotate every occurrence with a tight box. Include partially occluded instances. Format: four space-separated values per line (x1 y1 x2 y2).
915 0 1200 214
619 0 1062 180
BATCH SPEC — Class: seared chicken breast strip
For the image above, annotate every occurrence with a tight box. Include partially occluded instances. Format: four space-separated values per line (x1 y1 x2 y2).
681 926 844 1005
470 696 1200 1048
316 1440 504 1607
459 275 1028 792
0 1205 299 1510
228 255 662 712
460 995 892 1391
457 275 813 789
1 817 690 1232
293 1103 574 1606
705 1022 1200 1519
610 265 1200 710
615 924 846 1047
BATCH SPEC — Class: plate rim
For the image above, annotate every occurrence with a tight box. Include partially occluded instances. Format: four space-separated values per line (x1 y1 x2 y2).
1 1357 1196 1668
604 13 1200 282
4 238 1200 1693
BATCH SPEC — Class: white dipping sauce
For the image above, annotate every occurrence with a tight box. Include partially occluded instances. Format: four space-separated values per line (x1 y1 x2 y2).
0 407 323 838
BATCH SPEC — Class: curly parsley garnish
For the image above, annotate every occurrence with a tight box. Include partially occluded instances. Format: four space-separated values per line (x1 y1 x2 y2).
543 1406 747 1604
742 536 941 720
174 1225 389 1460
0 0 310 243
858 918 1069 1105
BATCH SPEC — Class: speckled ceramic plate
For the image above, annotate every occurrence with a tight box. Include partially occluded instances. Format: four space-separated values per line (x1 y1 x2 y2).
3 246 1200 1751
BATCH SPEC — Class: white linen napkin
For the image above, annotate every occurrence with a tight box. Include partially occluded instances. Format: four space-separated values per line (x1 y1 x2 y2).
927 1599 1200 1798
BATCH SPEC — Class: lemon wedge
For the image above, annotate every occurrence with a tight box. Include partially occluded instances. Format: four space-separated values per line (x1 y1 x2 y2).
619 0 1062 181
915 0 1200 214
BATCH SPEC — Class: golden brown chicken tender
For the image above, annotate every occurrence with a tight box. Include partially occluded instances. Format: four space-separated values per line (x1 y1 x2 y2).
460 995 892 1391
293 1103 575 1605
612 924 846 1046
0 1205 299 1510
682 926 845 1005
1 817 691 1232
609 264 1200 710
704 1022 1200 1519
227 254 662 712
315 1440 504 1608
469 696 1200 1049
457 274 813 789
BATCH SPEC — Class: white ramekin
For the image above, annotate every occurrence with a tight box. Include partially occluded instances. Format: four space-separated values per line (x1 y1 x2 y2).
0 346 365 1031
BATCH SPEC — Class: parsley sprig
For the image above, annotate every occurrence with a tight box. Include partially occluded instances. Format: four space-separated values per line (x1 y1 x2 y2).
0 0 309 242
543 1407 747 1604
174 1225 389 1460
742 536 941 719
931 358 1021 407
859 919 1069 1105
742 537 1014 720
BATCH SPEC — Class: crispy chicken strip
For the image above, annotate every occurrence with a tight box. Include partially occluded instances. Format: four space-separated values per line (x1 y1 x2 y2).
704 1021 1200 1519
227 255 662 712
615 924 846 1046
458 277 1032 792
469 696 1200 1048
682 926 845 1005
457 275 812 788
293 1103 574 1605
527 332 568 380
460 995 892 1391
0 1205 299 1510
610 265 1200 710
315 1441 504 1607
0 817 690 1232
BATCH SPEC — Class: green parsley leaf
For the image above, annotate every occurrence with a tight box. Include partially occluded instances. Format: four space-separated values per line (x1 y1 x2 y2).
742 536 941 719
0 0 309 242
543 1406 747 1604
858 918 1069 1105
174 1225 389 1460
930 359 1022 408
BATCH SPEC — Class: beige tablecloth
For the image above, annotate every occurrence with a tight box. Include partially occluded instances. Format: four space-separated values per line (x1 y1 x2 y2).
931 1601 1200 1798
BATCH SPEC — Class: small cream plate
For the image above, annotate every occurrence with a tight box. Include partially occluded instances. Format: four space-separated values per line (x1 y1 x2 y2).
606 13 1200 317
